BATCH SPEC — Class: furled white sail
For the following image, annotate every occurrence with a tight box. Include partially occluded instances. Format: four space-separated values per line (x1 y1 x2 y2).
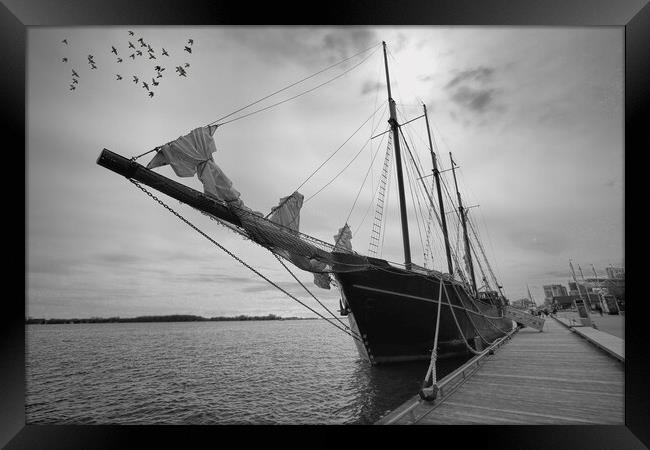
268 192 303 231
146 126 244 208
145 126 356 289
333 223 353 253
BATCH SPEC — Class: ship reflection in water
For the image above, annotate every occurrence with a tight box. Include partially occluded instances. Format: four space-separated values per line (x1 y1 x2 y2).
346 355 471 424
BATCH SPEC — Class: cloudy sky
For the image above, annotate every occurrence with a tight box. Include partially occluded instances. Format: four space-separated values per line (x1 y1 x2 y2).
27 26 624 319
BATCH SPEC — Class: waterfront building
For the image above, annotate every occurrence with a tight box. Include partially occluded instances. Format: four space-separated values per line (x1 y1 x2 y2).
550 295 575 310
543 284 568 301
606 266 625 279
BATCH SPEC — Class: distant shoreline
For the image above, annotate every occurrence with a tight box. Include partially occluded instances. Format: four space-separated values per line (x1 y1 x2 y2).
25 314 319 325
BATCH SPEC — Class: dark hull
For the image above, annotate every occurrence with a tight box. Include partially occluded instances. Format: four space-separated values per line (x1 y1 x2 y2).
332 254 513 365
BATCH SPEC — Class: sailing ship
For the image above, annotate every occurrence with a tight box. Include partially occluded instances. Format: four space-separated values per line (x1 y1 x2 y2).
97 41 521 365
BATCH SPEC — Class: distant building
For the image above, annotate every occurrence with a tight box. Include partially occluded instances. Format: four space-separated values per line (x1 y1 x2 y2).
550 295 575 310
606 266 625 279
543 284 568 300
568 276 624 312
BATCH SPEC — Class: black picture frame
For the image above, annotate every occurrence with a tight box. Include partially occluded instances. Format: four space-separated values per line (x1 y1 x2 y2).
4 0 647 447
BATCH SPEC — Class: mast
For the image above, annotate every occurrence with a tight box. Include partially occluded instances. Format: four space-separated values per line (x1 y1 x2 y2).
577 264 593 312
450 152 477 294
382 41 412 269
526 284 536 308
423 104 453 275
569 259 592 325
590 264 609 313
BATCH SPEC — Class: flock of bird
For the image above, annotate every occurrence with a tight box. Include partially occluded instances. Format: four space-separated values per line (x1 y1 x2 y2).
61 31 194 97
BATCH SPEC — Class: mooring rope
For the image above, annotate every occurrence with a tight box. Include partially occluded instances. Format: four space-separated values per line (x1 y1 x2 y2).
419 274 445 401
439 278 482 356
449 282 510 340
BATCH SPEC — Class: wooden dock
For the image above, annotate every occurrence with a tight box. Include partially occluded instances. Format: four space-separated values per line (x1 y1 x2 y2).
377 318 624 424
554 315 624 362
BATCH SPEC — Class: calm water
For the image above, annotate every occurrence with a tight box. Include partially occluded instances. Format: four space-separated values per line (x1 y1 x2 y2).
26 320 469 425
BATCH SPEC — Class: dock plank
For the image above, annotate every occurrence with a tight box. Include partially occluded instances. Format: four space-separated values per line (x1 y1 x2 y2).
379 319 624 425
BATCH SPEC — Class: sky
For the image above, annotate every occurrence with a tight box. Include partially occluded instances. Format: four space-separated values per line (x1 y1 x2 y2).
26 26 624 319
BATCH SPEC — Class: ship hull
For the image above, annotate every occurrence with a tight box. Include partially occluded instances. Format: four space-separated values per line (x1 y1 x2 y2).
332 254 513 365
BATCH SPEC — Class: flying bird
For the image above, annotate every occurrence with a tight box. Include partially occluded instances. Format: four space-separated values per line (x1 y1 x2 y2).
148 91 154 98
62 57 68 63
149 53 156 60
130 53 135 59
184 63 190 68
138 38 146 46
156 73 163 79
111 46 118 55
184 46 192 54
154 65 165 72
70 85 76 91
128 41 135 49
152 78 159 86
72 69 79 77
88 54 94 61
161 48 169 56
62 39 68 45
117 57 123 63
176 66 187 77
133 76 139 84
128 30 134 36
136 50 142 56
142 82 149 91
147 44 153 52
72 78 78 84
116 74 122 80
90 64 97 70
188 39 193 45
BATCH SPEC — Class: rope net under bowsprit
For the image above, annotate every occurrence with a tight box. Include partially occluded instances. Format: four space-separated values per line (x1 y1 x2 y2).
141 125 367 289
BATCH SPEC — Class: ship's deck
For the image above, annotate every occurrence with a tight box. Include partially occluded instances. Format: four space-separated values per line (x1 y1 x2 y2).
376 317 624 424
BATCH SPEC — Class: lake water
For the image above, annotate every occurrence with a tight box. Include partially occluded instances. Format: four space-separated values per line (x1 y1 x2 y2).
26 320 469 425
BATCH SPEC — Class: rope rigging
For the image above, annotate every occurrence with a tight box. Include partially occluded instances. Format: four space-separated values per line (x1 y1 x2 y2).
395 108 446 272
271 252 360 338
343 123 391 227
207 42 381 126
131 43 382 162
421 115 505 295
213 46 381 127
279 100 388 215
128 178 363 343
367 132 393 256
304 106 389 204
353 130 389 238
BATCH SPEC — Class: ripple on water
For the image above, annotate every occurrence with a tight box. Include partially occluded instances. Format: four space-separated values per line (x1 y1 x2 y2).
26 321 468 424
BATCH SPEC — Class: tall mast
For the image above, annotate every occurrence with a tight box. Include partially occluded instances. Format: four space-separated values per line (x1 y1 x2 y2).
450 152 477 294
382 41 412 269
527 284 536 307
423 104 453 275
577 264 592 312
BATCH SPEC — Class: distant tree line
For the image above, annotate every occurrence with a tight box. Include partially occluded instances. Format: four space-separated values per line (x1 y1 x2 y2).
25 314 317 324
